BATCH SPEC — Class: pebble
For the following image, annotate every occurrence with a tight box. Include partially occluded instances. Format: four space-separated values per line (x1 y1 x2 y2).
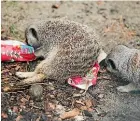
29 84 43 101
98 94 104 99
83 110 93 117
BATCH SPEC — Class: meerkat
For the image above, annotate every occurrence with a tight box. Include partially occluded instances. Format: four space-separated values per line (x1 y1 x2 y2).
16 18 107 87
106 45 140 93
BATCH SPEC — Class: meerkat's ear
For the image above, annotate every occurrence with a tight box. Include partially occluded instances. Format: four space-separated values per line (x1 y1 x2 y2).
106 59 116 70
28 27 38 41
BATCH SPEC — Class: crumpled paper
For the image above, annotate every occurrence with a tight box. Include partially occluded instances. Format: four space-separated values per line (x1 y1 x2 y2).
67 62 100 90
1 40 36 62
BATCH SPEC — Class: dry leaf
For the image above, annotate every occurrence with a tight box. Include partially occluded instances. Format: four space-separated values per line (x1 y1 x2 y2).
1 112 8 118
15 115 23 121
96 1 104 5
80 106 88 110
15 65 21 71
3 86 11 92
84 99 92 108
20 97 28 106
25 95 30 101
60 108 80 119
55 105 65 115
7 36 15 40
88 108 94 112
1 29 6 33
13 106 19 113
48 103 56 110
21 97 28 103
2 78 10 82
36 116 41 121
2 69 9 74
52 4 59 9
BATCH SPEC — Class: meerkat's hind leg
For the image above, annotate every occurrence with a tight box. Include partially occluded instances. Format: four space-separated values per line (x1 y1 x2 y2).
16 73 46 86
117 83 140 93
16 72 35 78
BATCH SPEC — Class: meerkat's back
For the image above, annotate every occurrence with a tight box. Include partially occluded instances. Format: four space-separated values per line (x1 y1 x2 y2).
17 18 103 84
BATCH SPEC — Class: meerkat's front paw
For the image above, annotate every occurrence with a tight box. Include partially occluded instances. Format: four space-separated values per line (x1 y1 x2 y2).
16 72 35 78
117 83 140 93
16 74 46 86
117 86 130 92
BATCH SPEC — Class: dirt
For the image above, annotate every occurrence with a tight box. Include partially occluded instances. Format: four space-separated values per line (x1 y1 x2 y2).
1 1 140 121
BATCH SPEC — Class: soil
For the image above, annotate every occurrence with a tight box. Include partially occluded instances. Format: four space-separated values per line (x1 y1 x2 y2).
1 1 140 121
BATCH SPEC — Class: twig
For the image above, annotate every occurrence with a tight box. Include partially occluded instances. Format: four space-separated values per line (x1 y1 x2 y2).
31 105 43 110
97 76 111 80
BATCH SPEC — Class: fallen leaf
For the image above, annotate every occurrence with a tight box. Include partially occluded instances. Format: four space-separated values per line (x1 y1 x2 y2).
15 65 21 71
21 97 28 103
80 106 88 110
2 69 9 74
52 4 59 9
1 112 8 118
96 1 104 6
25 95 30 101
48 103 56 110
3 86 11 92
1 28 6 33
88 108 94 112
49 94 55 99
55 105 65 115
15 115 23 121
2 78 10 82
7 36 15 40
36 116 40 121
13 106 19 113
84 99 93 108
60 108 80 119
20 97 28 106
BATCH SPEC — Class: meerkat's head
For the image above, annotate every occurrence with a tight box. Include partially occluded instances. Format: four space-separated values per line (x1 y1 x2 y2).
25 20 56 58
25 19 65 54
105 45 129 73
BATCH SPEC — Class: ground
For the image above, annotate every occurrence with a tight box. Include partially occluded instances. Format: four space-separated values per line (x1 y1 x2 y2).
1 1 140 121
